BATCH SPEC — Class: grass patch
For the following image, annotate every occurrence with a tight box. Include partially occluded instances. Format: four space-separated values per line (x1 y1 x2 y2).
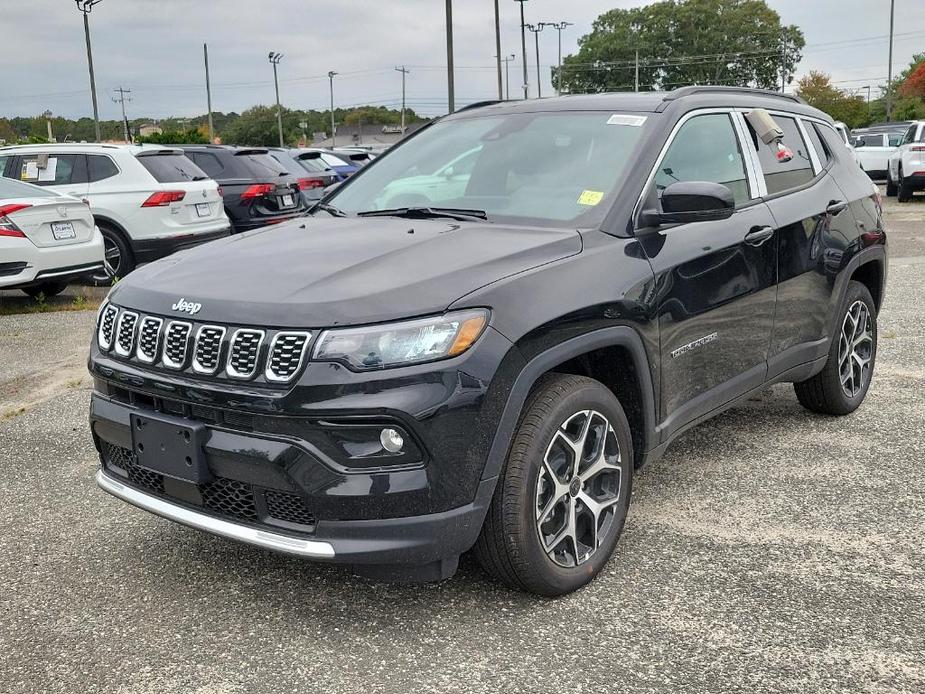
2 407 26 420
66 378 83 389
0 291 103 316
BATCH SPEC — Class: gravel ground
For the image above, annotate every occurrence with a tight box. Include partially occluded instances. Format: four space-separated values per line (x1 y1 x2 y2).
0 193 923 693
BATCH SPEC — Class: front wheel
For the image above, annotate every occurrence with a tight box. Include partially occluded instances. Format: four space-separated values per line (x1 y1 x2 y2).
90 225 134 285
473 374 634 596
794 280 877 415
897 167 914 203
885 174 897 197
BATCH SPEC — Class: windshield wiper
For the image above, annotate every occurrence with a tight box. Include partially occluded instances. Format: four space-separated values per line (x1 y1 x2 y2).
310 202 347 217
357 206 489 222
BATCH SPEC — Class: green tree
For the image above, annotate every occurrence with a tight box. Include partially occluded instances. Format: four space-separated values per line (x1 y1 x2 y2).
795 71 870 128
136 128 208 145
557 0 804 93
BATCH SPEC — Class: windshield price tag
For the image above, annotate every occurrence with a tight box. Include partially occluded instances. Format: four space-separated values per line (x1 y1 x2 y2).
607 114 647 127
577 190 604 206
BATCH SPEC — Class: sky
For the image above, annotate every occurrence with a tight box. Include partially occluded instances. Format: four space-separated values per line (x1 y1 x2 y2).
3 0 925 121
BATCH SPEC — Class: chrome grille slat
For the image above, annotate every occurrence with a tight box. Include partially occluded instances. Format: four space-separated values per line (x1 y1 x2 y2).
193 325 226 374
114 311 139 357
226 329 265 379
265 332 311 382
98 304 118 351
136 317 163 363
162 321 193 370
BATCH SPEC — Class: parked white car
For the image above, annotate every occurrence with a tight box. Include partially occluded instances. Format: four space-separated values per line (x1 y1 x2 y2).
833 121 860 167
853 131 904 179
0 144 231 281
887 121 925 201
0 177 104 297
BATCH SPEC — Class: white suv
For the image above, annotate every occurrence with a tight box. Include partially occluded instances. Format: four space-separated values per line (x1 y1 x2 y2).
0 144 231 281
887 121 925 201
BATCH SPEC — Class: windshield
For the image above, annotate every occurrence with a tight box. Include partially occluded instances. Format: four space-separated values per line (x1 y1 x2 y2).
327 111 648 226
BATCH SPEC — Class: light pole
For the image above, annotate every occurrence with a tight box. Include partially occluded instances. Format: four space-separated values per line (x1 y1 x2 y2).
204 43 214 143
395 66 410 133
446 0 455 113
526 24 545 99
328 71 337 146
501 54 515 100
493 0 503 100
43 111 54 143
541 21 572 96
514 0 529 99
886 0 895 120
74 0 102 142
268 52 284 148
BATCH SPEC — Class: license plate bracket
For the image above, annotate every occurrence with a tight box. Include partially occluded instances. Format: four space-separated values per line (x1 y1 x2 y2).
130 411 211 484
195 202 211 217
51 221 76 240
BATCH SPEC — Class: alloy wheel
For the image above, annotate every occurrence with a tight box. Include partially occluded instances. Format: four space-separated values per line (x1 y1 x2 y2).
535 409 623 568
92 237 121 283
838 299 873 398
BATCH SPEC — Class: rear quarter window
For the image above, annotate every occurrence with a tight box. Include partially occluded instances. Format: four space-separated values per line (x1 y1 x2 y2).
137 153 208 183
803 122 830 167
748 115 815 195
88 154 119 182
235 153 290 179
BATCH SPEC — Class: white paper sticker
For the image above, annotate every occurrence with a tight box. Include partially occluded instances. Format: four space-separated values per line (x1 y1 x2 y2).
37 157 58 182
22 161 39 180
607 114 647 127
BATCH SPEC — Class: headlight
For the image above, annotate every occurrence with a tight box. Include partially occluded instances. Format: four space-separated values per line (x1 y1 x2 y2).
313 309 489 370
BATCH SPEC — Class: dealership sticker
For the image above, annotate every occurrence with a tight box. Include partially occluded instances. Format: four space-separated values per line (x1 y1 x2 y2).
578 190 605 206
607 114 647 126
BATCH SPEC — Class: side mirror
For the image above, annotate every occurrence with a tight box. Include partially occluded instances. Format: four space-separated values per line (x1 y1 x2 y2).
640 181 735 227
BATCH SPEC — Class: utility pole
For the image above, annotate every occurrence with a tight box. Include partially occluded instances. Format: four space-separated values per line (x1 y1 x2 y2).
204 43 214 143
501 54 515 99
541 21 572 96
493 0 503 100
514 0 529 99
446 0 455 113
112 87 132 143
886 0 895 120
328 71 337 146
268 53 284 148
635 49 639 92
75 0 103 141
526 24 545 99
43 111 55 143
395 66 410 132
780 33 786 92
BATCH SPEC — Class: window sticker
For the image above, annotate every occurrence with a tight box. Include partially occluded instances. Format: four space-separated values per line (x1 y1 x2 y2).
607 114 647 127
37 158 58 182
21 161 39 180
578 190 604 206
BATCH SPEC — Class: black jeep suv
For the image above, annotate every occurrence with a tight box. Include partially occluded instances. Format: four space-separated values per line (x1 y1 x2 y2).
89 87 886 596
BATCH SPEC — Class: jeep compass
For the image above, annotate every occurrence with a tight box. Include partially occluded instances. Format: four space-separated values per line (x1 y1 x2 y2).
89 87 886 596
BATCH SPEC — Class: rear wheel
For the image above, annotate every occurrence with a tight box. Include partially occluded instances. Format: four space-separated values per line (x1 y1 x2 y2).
897 167 914 203
794 280 877 415
90 224 133 285
473 374 633 596
22 281 68 299
885 174 897 197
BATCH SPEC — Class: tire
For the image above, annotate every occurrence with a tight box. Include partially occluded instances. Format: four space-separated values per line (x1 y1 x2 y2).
473 374 634 596
885 175 897 197
897 167 914 203
91 224 134 285
21 281 68 299
794 280 877 416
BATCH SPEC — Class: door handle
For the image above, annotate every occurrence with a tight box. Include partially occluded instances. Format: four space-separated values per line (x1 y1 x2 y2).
826 199 848 215
744 225 774 246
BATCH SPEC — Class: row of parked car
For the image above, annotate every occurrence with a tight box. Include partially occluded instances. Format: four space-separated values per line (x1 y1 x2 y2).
842 119 925 202
0 143 378 297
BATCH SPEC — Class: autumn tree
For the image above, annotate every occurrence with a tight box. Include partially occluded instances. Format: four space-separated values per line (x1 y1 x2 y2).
795 71 868 128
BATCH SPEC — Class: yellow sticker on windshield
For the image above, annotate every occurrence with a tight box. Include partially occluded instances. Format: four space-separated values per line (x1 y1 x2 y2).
578 190 604 206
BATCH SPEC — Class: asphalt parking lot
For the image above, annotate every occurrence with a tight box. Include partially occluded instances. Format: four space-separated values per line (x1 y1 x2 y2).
1 192 924 693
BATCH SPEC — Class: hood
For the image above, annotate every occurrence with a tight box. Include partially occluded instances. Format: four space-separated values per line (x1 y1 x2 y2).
110 216 581 327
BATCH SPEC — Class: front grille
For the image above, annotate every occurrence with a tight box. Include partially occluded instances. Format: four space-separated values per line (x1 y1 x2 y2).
266 490 316 527
193 326 225 374
200 477 258 521
136 317 162 363
227 329 264 379
98 304 118 350
114 311 138 357
266 332 311 382
162 321 192 369
103 441 165 494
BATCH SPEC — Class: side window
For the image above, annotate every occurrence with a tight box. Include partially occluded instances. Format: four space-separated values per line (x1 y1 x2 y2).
804 121 830 168
87 155 119 183
17 154 87 186
654 113 750 207
189 152 224 178
748 115 814 196
888 133 903 147
901 125 916 145
917 125 925 143
0 155 13 178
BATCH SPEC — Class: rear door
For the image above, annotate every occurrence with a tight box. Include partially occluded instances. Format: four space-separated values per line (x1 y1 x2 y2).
13 152 88 199
636 110 778 434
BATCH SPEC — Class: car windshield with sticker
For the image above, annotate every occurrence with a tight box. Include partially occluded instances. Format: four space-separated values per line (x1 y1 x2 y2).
326 111 649 227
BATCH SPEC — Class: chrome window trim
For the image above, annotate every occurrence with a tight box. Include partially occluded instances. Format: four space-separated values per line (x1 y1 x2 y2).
135 316 163 364
161 320 193 370
113 310 139 357
225 328 266 380
795 117 823 175
97 303 118 351
265 331 312 383
192 325 227 375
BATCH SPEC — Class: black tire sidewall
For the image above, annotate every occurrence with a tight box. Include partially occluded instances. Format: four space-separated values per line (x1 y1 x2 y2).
825 281 878 411
506 377 634 595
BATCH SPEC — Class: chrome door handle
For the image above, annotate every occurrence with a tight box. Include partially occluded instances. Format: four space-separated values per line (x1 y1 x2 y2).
826 199 848 215
744 225 774 246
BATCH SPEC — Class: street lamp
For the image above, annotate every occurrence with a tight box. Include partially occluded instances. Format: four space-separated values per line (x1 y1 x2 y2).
500 54 516 100
526 24 545 99
395 66 410 133
268 52 284 148
74 0 103 142
514 0 529 99
328 71 338 147
445 0 455 113
43 111 54 143
540 21 573 96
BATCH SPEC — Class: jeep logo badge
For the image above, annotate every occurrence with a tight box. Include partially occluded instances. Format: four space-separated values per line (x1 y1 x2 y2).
171 298 202 315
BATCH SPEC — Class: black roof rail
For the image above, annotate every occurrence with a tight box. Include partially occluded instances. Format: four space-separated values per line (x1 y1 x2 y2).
662 86 806 105
454 100 503 113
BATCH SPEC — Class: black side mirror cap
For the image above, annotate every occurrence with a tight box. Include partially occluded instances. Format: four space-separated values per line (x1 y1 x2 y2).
641 181 736 228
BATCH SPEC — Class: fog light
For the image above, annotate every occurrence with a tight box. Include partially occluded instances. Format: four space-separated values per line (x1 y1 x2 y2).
380 428 404 453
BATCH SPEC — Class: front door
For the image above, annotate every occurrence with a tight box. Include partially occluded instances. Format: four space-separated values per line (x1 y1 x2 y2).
637 112 778 436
